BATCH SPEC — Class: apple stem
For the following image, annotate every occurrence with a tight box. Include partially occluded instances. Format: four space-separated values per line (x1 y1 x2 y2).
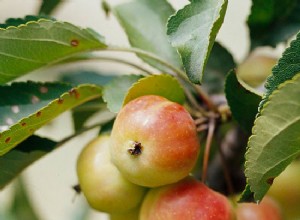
202 117 216 183
193 85 218 112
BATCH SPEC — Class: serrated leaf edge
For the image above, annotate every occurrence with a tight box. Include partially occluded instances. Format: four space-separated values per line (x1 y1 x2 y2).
260 31 300 111
244 73 300 201
0 84 102 156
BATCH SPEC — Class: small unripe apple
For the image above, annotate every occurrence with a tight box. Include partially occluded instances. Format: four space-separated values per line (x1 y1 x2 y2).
140 176 234 220
110 95 200 187
236 195 282 220
268 160 300 219
76 135 146 213
237 54 277 87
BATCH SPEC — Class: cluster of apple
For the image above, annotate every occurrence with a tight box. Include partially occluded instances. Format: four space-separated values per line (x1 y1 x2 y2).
76 95 284 220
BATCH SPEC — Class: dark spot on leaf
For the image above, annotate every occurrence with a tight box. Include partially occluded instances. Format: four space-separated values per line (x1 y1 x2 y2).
267 177 274 185
21 122 27 127
57 98 64 104
36 111 42 117
69 88 80 99
5 137 11 143
71 39 79 47
128 141 143 156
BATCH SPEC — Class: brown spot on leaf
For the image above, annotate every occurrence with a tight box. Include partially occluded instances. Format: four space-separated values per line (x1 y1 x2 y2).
36 111 42 117
21 122 27 127
267 177 274 185
69 88 80 99
57 98 64 104
71 39 79 47
5 137 11 143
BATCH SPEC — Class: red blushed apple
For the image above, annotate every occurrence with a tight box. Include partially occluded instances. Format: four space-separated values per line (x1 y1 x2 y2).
236 195 282 220
140 176 235 220
76 135 146 213
110 95 200 187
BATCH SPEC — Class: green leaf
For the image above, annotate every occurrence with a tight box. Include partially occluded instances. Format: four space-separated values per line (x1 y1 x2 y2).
71 99 105 131
0 15 55 29
39 0 62 15
203 42 235 94
225 70 262 133
0 136 57 190
248 0 300 49
61 70 115 131
167 0 228 84
261 31 300 110
244 73 300 201
10 178 40 220
103 75 143 113
123 74 185 106
113 0 182 70
239 184 255 203
61 70 115 86
0 83 102 155
0 82 72 128
0 19 106 84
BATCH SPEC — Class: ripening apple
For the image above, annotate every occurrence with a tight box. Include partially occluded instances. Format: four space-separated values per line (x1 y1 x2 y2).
140 176 234 220
110 95 200 187
236 195 282 220
237 54 277 87
267 160 300 219
76 135 146 213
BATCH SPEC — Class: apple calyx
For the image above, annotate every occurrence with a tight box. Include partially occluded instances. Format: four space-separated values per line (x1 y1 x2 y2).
128 141 143 156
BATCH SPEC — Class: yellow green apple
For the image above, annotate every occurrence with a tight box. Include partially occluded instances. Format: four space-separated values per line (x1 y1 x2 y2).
268 160 300 219
109 206 140 220
76 135 146 213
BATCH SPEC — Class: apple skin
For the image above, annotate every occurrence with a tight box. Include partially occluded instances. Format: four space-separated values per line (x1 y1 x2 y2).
140 176 235 220
267 160 300 219
110 95 200 187
237 54 277 87
109 206 140 220
236 196 282 220
76 135 146 213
